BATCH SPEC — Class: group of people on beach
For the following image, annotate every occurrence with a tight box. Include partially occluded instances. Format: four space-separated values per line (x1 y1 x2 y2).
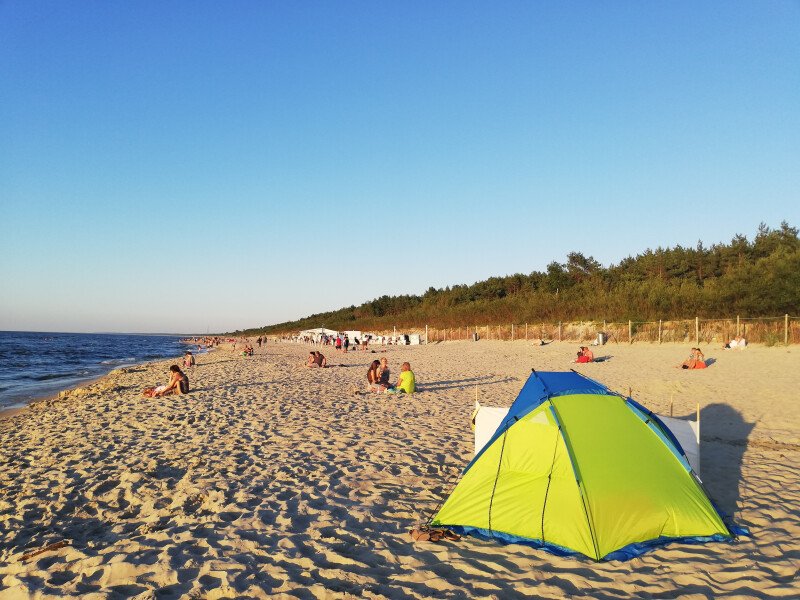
304 351 328 368
678 348 707 369
302 350 416 394
574 346 594 363
571 342 718 371
151 331 724 401
366 358 415 394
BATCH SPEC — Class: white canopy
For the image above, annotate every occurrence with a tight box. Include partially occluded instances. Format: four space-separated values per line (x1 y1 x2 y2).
299 328 339 337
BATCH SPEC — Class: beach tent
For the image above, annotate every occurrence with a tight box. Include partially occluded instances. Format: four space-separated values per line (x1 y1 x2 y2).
430 371 736 561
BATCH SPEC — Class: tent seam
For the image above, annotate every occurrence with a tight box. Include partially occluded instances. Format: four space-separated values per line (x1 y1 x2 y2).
487 419 512 534
540 401 560 545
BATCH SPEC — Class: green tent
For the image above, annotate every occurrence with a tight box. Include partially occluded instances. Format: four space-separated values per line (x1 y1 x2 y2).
430 371 738 560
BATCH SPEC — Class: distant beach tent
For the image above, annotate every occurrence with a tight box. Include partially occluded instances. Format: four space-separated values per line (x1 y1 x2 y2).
430 371 738 561
299 328 339 338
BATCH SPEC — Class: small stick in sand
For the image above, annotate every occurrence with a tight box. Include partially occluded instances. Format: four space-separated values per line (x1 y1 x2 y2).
19 540 70 562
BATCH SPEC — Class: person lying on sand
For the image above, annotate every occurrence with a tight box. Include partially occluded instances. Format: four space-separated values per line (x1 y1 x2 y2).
723 336 747 349
678 348 707 369
142 365 189 397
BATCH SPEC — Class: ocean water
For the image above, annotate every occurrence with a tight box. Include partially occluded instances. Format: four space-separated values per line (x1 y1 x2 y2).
0 331 188 410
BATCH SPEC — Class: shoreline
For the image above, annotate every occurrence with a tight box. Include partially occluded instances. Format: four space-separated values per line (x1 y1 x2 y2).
0 341 204 420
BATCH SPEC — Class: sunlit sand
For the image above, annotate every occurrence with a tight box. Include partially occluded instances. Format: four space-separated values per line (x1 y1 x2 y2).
0 341 796 597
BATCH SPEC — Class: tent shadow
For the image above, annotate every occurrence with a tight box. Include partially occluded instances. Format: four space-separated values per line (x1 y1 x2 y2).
697 403 754 518
420 376 517 392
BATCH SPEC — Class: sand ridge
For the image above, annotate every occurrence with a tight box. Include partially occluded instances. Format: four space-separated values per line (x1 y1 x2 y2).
0 340 797 598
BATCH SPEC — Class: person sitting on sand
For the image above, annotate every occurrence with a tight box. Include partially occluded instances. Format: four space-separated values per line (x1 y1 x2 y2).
575 346 594 363
183 351 195 368
304 351 327 368
142 365 189 397
367 360 382 391
678 348 707 369
392 362 416 394
378 357 390 387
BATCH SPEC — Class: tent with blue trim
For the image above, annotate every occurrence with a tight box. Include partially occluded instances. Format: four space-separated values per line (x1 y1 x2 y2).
430 370 736 561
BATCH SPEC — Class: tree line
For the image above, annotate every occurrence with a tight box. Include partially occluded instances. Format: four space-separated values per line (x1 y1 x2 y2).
233 222 800 336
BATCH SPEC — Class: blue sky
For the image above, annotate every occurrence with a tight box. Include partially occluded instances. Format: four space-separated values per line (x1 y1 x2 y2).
1 1 798 333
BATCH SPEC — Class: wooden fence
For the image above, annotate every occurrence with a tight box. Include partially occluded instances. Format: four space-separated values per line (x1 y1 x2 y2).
389 315 799 345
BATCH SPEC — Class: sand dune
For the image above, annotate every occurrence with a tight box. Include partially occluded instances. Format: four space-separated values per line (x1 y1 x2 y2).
0 340 797 598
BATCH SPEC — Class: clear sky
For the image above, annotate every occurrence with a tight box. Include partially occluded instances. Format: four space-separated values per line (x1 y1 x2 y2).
1 1 798 333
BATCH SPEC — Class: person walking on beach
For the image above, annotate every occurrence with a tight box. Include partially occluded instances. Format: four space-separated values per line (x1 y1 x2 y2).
343 335 350 353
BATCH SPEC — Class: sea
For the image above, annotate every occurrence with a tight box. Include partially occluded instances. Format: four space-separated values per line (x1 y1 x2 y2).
0 331 190 411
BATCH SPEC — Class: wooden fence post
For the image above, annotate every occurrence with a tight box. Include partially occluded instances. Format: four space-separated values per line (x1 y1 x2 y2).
559 321 562 341
525 322 528 340
736 315 740 337
425 325 428 344
786 314 790 345
695 317 699 344
658 319 662 344
629 320 633 344
511 324 514 341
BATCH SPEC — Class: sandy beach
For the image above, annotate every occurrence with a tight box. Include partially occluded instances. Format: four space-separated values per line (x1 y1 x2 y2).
0 340 797 598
